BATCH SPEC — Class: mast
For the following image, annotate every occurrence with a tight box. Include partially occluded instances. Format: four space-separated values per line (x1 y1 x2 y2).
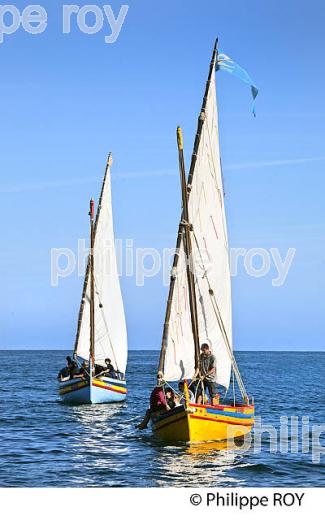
157 41 218 379
176 127 201 372
188 38 218 186
73 153 113 359
73 153 128 372
89 198 95 368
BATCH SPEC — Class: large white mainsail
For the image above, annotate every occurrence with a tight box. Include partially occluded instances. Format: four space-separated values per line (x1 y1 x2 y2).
162 51 232 389
74 155 128 373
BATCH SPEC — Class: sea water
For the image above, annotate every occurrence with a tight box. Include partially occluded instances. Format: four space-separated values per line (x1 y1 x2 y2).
0 350 324 487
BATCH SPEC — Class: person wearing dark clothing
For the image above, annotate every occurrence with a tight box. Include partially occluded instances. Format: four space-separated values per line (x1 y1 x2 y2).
67 356 85 378
93 359 123 379
177 381 195 405
57 366 70 381
58 356 79 381
95 364 104 376
104 358 116 375
67 356 75 377
165 388 176 410
66 356 75 369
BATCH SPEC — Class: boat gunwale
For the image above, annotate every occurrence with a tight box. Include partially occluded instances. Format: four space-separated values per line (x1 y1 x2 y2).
92 380 127 394
152 411 189 432
152 405 187 425
93 376 126 387
58 379 89 395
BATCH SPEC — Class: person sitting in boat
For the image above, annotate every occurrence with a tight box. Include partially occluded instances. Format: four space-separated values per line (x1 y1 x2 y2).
76 360 90 378
66 356 76 375
104 358 116 376
58 356 80 381
57 366 70 382
176 381 195 406
192 343 220 406
165 388 177 409
136 383 170 430
94 363 105 376
95 358 124 380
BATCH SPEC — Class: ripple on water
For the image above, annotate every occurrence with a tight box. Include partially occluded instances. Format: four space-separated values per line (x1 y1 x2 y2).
0 350 324 487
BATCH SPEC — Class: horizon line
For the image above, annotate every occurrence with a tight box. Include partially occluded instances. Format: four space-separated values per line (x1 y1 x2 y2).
0 348 324 352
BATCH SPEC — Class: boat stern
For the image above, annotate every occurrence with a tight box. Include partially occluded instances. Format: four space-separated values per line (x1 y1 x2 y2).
58 376 127 404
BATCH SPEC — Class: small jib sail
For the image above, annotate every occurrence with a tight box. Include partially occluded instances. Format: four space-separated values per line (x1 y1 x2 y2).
158 41 248 401
73 154 128 373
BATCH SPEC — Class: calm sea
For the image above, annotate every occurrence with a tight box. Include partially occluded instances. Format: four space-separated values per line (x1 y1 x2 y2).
0 350 324 487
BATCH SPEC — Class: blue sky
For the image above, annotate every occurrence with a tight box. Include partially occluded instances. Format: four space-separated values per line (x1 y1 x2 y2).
1 0 325 350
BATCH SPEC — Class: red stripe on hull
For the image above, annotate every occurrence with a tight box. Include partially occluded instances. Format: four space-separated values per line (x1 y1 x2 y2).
92 382 127 394
189 414 254 426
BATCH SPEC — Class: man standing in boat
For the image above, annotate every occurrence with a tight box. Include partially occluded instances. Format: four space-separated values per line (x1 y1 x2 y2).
192 343 219 406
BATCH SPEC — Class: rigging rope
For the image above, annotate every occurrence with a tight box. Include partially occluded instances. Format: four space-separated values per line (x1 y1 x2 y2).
192 229 249 403
93 276 120 372
205 101 229 249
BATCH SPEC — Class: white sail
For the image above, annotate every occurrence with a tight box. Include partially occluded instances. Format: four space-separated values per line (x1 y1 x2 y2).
163 236 196 381
75 156 128 372
163 61 232 389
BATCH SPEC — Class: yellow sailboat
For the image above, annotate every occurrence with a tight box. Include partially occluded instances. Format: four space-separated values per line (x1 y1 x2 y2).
149 40 255 443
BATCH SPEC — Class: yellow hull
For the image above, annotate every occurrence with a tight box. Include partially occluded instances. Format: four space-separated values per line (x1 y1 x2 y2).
152 403 254 443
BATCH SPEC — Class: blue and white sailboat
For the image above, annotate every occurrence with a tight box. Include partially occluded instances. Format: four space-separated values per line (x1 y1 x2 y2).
58 154 128 404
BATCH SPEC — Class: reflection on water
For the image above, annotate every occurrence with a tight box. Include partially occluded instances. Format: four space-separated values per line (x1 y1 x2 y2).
1 350 325 487
70 402 126 430
186 439 245 456
144 437 249 487
65 403 132 485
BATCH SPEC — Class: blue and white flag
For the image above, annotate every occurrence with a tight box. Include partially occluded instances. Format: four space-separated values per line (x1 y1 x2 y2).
216 53 258 116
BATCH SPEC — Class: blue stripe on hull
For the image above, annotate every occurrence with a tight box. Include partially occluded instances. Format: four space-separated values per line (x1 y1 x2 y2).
205 408 254 419
60 381 127 405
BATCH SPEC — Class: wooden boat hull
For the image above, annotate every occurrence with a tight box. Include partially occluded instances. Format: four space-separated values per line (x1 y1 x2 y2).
151 403 254 443
59 376 127 404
